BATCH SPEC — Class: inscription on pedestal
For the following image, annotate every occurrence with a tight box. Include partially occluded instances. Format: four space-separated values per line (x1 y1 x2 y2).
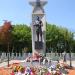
35 41 43 49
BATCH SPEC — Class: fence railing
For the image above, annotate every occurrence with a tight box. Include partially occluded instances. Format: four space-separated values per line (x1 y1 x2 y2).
0 53 75 63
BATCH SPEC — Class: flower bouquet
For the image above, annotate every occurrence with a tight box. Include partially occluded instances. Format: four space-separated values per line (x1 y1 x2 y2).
56 63 60 69
20 67 25 73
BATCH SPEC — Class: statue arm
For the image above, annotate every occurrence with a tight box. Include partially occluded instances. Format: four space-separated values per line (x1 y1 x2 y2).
32 22 37 26
41 21 43 26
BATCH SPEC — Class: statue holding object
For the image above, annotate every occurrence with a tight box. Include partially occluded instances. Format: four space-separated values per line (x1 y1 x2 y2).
34 16 43 42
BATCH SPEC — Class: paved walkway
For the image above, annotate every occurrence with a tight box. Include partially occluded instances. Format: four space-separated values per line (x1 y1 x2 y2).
66 60 75 67
0 60 26 67
68 69 75 75
59 60 75 67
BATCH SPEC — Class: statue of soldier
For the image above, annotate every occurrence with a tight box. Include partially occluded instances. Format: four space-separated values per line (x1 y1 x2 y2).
34 16 43 42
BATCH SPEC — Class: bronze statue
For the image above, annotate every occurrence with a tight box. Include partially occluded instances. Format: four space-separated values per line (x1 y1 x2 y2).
34 16 43 42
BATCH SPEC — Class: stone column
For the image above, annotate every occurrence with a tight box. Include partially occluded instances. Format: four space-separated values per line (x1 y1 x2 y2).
29 0 47 56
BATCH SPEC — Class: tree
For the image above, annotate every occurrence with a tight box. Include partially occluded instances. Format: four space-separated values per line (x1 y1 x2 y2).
0 20 12 67
46 23 74 53
0 23 75 53
0 20 12 52
12 24 31 53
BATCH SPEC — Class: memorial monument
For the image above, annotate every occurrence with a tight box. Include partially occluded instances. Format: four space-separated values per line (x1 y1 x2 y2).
29 0 47 56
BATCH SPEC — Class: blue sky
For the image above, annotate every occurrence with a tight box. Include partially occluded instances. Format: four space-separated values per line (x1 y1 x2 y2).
0 0 75 32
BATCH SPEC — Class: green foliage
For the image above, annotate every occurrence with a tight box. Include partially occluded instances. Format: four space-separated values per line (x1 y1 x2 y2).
46 23 74 53
12 24 31 42
12 24 32 53
0 22 75 53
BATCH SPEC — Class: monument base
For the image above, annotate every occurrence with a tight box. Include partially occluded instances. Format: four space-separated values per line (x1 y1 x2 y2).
35 41 43 49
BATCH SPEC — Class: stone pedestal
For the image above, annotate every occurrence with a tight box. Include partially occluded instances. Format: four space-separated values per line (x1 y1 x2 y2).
29 0 47 56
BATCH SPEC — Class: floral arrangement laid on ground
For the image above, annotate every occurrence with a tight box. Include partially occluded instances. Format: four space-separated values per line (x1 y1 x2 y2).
9 62 69 75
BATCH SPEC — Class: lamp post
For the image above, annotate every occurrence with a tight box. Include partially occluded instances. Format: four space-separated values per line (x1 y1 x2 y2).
69 46 72 67
7 42 9 67
63 40 67 62
7 29 11 67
